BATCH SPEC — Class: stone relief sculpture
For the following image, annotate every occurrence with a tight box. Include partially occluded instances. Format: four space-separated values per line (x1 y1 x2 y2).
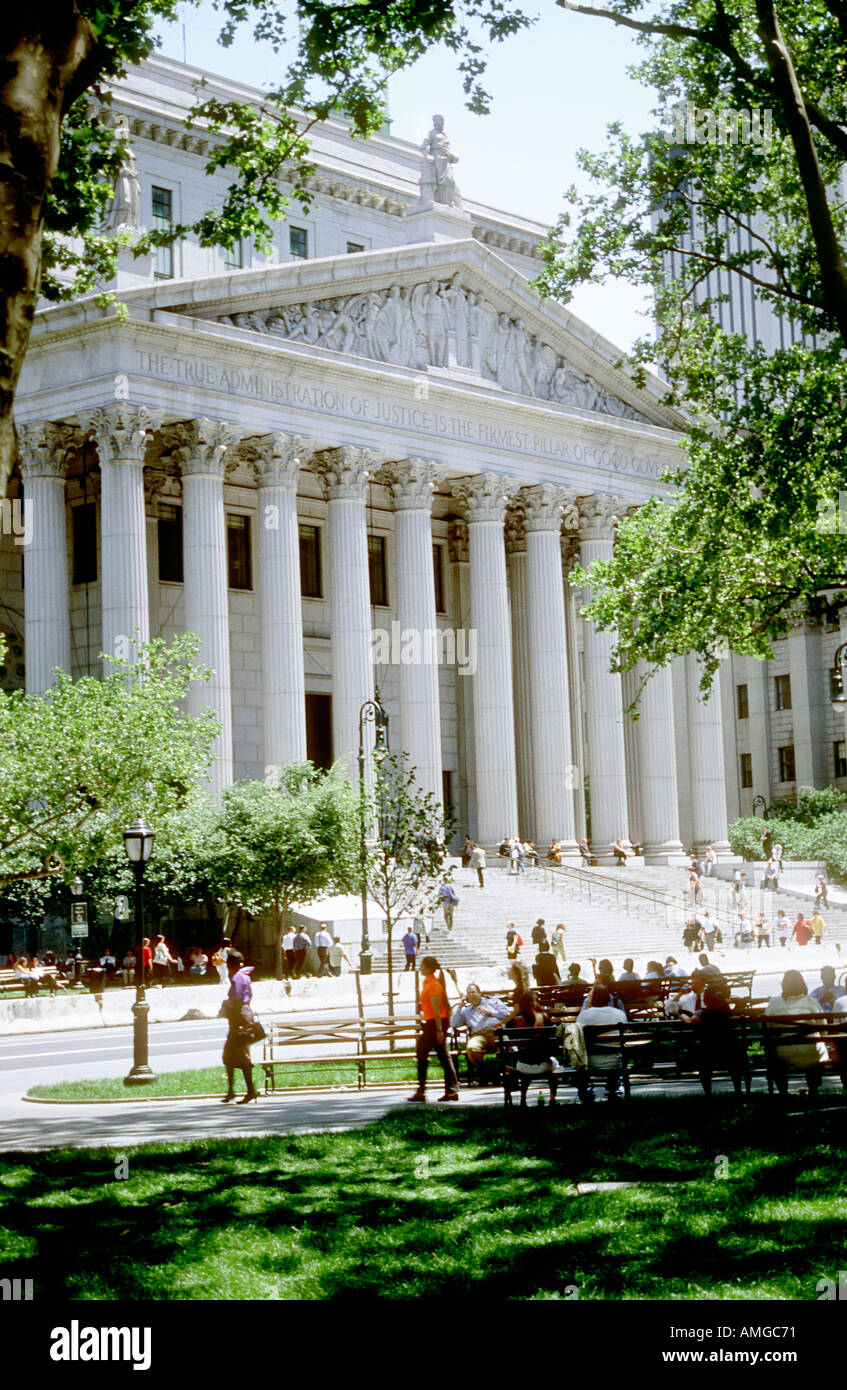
214 278 648 420
419 115 462 207
105 118 141 233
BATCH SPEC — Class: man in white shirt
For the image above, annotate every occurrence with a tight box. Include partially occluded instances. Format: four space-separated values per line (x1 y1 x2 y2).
577 986 628 1101
328 937 351 977
773 909 790 947
469 844 486 888
764 970 827 1094
450 983 511 1073
282 928 296 979
664 956 688 980
315 923 334 976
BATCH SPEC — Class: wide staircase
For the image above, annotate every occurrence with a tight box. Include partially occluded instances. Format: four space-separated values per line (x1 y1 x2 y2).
369 859 847 974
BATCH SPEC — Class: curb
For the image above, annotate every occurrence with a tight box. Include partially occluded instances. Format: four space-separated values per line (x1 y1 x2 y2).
22 1081 416 1106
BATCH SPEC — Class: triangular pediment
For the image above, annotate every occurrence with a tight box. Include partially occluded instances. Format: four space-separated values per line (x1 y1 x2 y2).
125 239 680 430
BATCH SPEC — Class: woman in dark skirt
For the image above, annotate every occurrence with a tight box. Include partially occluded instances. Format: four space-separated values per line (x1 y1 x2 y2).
221 950 259 1104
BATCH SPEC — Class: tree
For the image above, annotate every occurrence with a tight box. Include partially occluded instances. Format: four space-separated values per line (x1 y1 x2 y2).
362 750 454 1021
1 1 532 492
209 766 358 980
541 2 847 684
0 633 217 887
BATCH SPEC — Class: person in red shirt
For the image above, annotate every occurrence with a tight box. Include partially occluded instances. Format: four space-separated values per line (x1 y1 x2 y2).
141 936 153 983
792 914 813 946
408 956 459 1103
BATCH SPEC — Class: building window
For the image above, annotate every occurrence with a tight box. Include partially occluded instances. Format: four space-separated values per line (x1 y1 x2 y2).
835 740 847 779
152 186 174 279
224 240 244 271
227 514 252 590
736 683 749 720
778 745 796 783
72 503 97 584
158 504 183 583
442 770 455 822
346 241 365 254
433 543 445 615
740 753 753 789
299 523 322 599
774 673 792 711
368 535 388 607
289 226 308 260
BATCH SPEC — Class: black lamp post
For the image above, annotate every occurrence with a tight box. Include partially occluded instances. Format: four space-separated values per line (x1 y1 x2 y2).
358 696 389 976
123 817 156 1086
831 642 847 713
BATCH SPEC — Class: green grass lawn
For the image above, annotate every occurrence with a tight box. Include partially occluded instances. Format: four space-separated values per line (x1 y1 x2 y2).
2 1095 846 1299
29 1057 418 1100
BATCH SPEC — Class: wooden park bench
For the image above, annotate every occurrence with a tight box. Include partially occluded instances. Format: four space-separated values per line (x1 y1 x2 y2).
260 1013 420 1093
0 965 67 996
498 1025 576 1107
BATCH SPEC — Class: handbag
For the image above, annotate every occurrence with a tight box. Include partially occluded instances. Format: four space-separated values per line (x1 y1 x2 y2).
243 1018 266 1044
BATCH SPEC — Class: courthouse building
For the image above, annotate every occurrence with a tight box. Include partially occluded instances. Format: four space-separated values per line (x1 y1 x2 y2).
3 55 808 864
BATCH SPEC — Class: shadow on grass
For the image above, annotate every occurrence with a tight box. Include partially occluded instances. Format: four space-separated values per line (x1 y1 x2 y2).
1 1096 845 1299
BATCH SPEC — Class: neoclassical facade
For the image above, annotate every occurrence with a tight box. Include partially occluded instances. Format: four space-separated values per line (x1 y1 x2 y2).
2 56 743 861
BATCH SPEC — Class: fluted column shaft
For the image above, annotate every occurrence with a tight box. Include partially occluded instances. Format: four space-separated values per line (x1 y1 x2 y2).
86 405 160 667
633 661 684 859
506 510 534 842
173 420 235 796
686 655 731 851
18 424 71 692
449 521 477 839
454 473 519 844
389 459 442 805
255 435 307 769
578 495 630 856
523 486 577 851
317 448 377 781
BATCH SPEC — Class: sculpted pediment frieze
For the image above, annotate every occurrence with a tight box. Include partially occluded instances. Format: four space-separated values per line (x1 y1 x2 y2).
208 277 650 423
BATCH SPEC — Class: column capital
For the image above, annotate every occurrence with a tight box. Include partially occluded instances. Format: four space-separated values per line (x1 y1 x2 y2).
578 493 623 542
447 518 469 564
246 432 310 490
17 422 76 481
314 446 381 501
166 418 238 478
452 472 516 524
84 404 163 466
519 483 578 533
504 503 526 555
380 458 438 511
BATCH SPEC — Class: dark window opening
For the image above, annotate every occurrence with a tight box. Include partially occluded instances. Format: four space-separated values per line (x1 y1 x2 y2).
778 745 796 783
346 241 365 254
227 513 252 590
289 226 308 260
72 503 97 584
152 186 173 279
158 504 183 583
835 740 847 779
299 523 322 598
306 693 332 770
368 534 388 607
736 683 749 720
433 543 445 614
774 673 792 711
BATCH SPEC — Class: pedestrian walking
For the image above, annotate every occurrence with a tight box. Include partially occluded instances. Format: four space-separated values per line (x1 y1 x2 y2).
292 926 311 978
152 934 177 985
407 956 459 1103
792 913 813 946
329 937 351 977
552 922 567 968
315 922 333 976
438 879 459 930
815 873 830 911
462 835 473 868
702 846 717 877
469 842 486 888
402 924 418 972
506 925 522 961
220 950 259 1105
809 911 825 946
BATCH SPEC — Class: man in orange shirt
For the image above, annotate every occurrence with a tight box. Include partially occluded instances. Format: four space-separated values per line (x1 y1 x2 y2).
408 955 459 1102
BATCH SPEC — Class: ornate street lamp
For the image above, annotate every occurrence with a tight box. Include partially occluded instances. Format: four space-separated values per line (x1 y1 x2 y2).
831 642 847 712
123 817 156 1086
752 795 767 817
358 696 389 976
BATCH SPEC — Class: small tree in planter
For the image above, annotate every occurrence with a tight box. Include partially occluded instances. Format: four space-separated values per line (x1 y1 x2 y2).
361 750 455 1026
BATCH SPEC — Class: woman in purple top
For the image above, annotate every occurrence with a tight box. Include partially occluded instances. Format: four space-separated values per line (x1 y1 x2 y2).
221 950 258 1104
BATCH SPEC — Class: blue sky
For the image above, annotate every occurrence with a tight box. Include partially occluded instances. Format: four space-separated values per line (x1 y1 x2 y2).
154 1 657 351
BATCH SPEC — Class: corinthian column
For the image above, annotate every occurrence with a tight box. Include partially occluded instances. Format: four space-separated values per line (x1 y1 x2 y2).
578 494 630 858
85 404 161 668
17 423 73 692
449 519 477 838
253 433 308 770
686 655 731 852
453 472 519 845
633 661 684 860
315 447 378 781
172 419 237 795
521 484 578 853
505 504 535 841
385 458 442 805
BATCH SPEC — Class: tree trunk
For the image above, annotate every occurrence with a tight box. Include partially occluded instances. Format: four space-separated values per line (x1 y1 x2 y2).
274 898 283 981
386 913 395 1046
755 0 847 347
0 15 99 492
